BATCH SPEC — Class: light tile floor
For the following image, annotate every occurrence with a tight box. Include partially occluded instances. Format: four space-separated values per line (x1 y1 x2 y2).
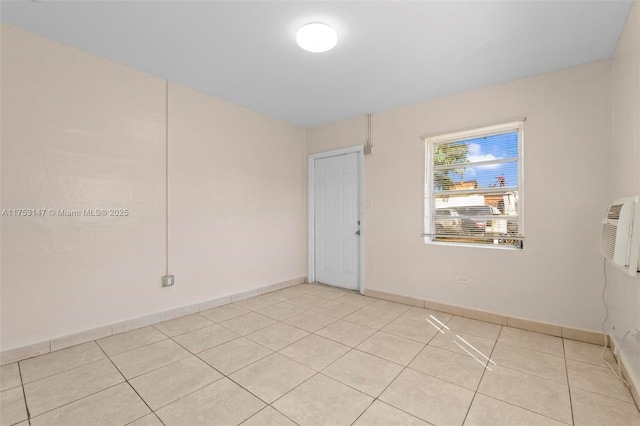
2 283 639 426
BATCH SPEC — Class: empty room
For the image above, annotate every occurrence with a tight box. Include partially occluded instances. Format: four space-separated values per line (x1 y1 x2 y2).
1 1 640 425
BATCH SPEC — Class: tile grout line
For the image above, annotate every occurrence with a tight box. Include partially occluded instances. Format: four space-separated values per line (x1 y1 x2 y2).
226 300 378 423
563 338 575 426
17 361 32 425
23 381 126 422
15 292 453 424
466 330 575 426
349 313 451 425
94 340 158 422
101 329 238 424
460 323 503 425
22 285 621 425
7 285 338 425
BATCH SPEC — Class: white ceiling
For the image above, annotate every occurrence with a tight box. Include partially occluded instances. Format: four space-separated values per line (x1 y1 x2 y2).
0 1 633 128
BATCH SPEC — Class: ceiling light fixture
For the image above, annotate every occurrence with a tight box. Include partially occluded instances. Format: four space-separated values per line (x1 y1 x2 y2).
296 22 337 53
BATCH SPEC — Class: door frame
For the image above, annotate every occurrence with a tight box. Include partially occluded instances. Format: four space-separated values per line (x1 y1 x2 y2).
308 145 364 294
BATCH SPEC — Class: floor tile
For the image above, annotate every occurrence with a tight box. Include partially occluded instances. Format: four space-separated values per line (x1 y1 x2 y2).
498 327 564 357
219 312 276 335
153 314 212 337
356 331 424 366
261 289 295 302
566 359 634 403
564 339 616 366
311 300 360 319
316 320 377 347
379 368 474 426
279 334 350 371
127 413 164 426
198 337 272 375
0 387 28 426
491 341 567 384
155 378 265 426
97 326 167 357
465 393 567 426
478 365 572 424
287 294 331 309
334 293 376 307
273 374 373 426
408 345 487 391
230 353 314 403
29 383 149 426
173 324 239 353
0 363 21 391
245 322 309 351
129 356 222 410
242 406 297 426
381 316 440 343
353 400 429 426
401 306 453 326
256 301 308 321
24 359 124 416
446 316 502 340
343 306 399 329
19 341 105 384
235 294 284 311
368 299 412 316
429 329 496 360
323 349 403 397
288 283 315 291
571 387 640 426
283 310 338 332
268 286 311 300
305 285 352 300
110 339 190 379
8 288 639 426
199 303 250 323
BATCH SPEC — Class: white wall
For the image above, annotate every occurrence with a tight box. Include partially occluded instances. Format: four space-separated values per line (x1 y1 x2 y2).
611 0 640 395
307 61 612 332
0 24 306 351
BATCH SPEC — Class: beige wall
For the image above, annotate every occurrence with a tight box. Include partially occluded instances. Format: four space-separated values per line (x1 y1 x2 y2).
0 24 306 351
611 0 640 395
168 83 306 303
1 11 635 363
307 61 612 332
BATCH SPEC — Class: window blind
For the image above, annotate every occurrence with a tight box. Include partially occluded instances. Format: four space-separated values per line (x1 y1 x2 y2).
424 121 524 249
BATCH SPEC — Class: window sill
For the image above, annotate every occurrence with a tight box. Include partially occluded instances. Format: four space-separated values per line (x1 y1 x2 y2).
423 237 523 250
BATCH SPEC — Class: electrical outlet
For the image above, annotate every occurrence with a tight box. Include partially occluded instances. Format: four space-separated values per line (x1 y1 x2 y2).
163 275 175 287
456 275 469 284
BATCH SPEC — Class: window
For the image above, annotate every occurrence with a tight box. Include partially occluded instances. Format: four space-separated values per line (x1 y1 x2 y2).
423 120 524 249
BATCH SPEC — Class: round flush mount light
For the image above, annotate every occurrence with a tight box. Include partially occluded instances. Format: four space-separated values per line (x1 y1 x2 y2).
296 22 337 53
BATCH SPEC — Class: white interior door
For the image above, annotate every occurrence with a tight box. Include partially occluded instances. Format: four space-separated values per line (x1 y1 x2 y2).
314 152 360 290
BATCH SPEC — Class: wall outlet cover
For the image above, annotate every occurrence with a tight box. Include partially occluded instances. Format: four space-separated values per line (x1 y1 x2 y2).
163 275 175 287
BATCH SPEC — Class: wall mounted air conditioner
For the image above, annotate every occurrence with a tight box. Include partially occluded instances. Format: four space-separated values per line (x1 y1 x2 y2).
600 195 640 277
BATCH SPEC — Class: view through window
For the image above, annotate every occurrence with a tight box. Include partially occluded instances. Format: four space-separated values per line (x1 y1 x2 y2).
424 121 524 249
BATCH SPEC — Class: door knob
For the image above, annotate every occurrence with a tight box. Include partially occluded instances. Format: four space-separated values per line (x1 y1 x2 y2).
355 230 360 235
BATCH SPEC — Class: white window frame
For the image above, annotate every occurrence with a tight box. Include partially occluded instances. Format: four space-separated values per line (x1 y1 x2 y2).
423 119 525 249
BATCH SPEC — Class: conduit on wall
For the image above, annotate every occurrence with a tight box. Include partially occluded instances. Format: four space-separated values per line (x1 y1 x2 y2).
165 80 169 277
162 80 174 287
364 113 373 155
